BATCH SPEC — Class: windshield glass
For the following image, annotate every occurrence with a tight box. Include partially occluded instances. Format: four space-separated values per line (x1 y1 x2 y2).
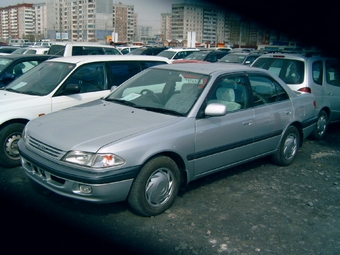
219 54 246 63
184 51 209 60
157 51 176 59
4 61 75 96
0 58 12 73
105 68 209 116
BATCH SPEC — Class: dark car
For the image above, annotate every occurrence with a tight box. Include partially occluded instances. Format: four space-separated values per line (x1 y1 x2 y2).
0 54 59 88
183 50 229 62
127 46 168 56
0 46 21 54
218 52 263 65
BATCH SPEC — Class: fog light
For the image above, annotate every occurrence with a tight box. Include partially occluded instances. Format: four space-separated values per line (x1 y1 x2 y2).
79 184 92 194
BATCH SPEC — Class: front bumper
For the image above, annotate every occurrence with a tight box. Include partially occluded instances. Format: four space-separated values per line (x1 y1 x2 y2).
18 139 139 203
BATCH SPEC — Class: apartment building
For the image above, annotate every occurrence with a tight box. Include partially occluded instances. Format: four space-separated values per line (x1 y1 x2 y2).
113 2 136 43
0 3 35 41
45 0 114 42
170 3 234 47
160 13 172 41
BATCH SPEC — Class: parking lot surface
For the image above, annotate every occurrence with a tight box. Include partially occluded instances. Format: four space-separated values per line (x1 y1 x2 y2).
1 123 339 255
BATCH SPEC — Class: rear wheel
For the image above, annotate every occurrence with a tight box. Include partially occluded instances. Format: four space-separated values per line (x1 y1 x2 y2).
271 126 300 166
128 156 180 216
311 110 328 140
0 123 25 168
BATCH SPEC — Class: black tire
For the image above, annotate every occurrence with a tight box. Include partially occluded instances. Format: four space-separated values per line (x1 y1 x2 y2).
311 110 328 140
128 156 180 216
0 123 25 168
271 126 300 166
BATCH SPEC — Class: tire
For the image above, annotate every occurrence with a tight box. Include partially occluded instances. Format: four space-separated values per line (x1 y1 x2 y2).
0 123 25 168
311 110 328 140
128 156 180 216
271 126 300 166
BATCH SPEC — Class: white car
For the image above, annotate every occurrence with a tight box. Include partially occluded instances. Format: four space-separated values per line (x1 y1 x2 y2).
0 55 170 168
157 48 200 62
47 42 122 57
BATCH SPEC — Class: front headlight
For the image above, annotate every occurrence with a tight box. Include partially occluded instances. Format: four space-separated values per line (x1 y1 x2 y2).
62 151 125 168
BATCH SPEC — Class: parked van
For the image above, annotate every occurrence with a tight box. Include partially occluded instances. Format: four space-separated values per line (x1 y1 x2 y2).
252 52 340 139
47 42 122 56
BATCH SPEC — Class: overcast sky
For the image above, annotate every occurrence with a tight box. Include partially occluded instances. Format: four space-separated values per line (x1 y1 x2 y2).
0 0 208 32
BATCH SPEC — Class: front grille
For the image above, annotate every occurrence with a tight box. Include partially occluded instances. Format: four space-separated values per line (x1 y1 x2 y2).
27 135 66 160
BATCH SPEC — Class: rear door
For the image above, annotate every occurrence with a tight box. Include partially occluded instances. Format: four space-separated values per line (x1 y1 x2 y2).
325 59 340 122
248 73 293 154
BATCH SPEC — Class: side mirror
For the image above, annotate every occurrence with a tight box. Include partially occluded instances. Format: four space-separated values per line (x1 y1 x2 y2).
63 83 81 95
205 103 228 116
2 72 15 82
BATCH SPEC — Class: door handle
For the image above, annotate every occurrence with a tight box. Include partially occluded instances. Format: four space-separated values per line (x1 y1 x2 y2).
243 120 253 126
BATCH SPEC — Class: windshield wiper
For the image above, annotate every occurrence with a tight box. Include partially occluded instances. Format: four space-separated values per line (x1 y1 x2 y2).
104 98 137 107
133 106 184 116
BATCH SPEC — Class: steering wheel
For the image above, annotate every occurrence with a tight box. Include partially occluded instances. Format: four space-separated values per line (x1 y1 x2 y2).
140 89 161 104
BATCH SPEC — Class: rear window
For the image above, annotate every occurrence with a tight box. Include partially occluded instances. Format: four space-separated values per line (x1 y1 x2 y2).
108 61 167 86
252 58 305 85
48 45 65 56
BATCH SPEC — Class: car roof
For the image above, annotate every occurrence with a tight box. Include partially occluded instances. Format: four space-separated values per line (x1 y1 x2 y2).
0 54 58 60
45 55 171 64
150 62 263 75
163 48 199 52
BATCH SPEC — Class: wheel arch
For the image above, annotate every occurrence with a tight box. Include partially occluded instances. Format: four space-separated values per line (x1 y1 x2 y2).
0 118 30 130
289 121 303 147
139 151 188 190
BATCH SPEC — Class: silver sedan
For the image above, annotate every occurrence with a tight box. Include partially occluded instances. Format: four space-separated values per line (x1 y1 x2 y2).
18 63 317 216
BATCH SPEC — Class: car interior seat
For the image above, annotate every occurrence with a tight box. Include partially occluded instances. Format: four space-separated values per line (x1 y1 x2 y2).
165 83 198 114
209 86 241 111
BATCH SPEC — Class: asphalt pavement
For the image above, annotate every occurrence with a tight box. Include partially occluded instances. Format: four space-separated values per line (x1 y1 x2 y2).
1 123 339 255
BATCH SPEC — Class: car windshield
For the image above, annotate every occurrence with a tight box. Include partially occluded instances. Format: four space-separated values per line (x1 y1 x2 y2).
104 68 209 116
252 58 305 85
184 51 209 60
0 58 12 73
4 61 75 96
219 54 246 63
157 51 176 59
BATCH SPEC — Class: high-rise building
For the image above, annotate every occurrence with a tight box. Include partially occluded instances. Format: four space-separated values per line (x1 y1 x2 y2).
46 0 114 42
113 2 135 43
170 3 231 47
34 2 48 41
160 13 172 41
0 3 35 41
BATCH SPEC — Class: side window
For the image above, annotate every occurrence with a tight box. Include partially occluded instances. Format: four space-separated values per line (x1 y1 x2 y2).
109 62 141 86
64 63 106 93
140 61 167 70
326 60 340 87
71 46 83 56
9 61 39 78
207 75 250 112
312 60 323 85
248 75 289 106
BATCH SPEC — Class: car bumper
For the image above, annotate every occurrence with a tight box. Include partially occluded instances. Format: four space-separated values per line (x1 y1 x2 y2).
18 139 138 203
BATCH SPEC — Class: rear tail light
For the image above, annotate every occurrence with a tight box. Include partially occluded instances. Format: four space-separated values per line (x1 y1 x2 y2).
298 87 312 93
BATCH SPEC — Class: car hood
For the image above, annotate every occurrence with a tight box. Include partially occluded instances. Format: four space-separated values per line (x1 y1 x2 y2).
0 90 39 108
27 99 179 152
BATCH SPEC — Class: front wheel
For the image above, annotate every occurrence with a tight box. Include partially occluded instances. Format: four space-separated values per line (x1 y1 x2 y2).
271 126 300 166
0 123 25 168
128 156 180 216
311 110 328 140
